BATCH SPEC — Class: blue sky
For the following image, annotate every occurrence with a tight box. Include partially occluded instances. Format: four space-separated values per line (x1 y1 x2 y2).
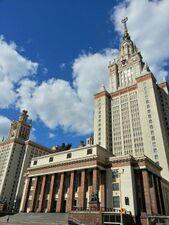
0 0 169 148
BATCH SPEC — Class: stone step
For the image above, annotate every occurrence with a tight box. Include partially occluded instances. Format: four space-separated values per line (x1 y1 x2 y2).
0 213 69 225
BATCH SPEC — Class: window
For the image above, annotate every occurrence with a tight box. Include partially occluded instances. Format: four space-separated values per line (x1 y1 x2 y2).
153 148 157 153
73 199 77 207
67 153 72 159
155 155 158 160
33 160 37 165
113 196 120 208
49 157 53 162
112 170 119 179
125 197 129 205
112 183 119 191
87 149 92 155
152 136 155 141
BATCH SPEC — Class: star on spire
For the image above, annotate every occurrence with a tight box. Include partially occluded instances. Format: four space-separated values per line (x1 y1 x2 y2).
121 17 130 41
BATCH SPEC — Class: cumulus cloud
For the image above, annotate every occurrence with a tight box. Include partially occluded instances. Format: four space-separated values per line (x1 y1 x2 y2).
0 36 38 108
0 79 16 108
112 0 169 81
30 127 36 141
3 0 169 136
49 132 56 138
17 50 118 135
0 115 11 140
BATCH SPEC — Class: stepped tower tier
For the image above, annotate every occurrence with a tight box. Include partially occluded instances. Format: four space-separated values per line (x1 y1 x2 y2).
109 17 145 93
8 110 32 141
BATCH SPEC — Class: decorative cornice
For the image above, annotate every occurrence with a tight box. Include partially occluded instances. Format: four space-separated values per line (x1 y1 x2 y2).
136 73 156 83
111 84 137 97
159 82 169 89
28 156 108 174
0 138 25 147
25 140 51 153
94 91 111 99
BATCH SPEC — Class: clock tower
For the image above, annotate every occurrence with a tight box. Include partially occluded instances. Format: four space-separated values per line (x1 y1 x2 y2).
8 110 32 141
109 17 144 93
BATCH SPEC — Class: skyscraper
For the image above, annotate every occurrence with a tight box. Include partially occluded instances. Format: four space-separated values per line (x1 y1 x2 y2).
0 111 50 210
94 17 169 180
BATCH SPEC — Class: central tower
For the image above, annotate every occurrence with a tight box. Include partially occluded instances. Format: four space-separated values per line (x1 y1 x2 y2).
94 18 169 180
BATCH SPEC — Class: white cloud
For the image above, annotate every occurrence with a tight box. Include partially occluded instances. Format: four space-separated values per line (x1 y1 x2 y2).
0 36 38 108
60 63 66 69
17 49 118 135
30 127 36 141
112 0 169 81
0 115 11 140
4 0 169 136
49 132 56 138
0 79 16 108
43 67 48 75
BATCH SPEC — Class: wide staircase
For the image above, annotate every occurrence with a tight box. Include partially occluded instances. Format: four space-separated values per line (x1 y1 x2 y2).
0 213 69 225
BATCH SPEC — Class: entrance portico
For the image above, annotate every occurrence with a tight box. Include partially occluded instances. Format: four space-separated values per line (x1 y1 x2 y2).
20 145 110 213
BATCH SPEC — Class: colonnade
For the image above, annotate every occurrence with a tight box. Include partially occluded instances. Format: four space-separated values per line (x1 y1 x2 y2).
136 170 165 215
20 168 106 213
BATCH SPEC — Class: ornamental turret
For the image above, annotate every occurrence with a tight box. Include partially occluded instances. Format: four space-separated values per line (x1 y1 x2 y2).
8 110 32 141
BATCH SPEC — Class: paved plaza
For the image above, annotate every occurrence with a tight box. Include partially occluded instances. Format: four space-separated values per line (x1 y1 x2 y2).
0 213 69 225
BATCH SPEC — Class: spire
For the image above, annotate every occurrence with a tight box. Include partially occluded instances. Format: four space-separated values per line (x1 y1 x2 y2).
19 110 29 123
100 84 106 92
121 17 130 41
141 63 151 75
119 17 138 59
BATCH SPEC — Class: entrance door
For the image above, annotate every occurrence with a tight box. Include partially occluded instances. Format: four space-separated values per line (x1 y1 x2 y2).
62 200 66 212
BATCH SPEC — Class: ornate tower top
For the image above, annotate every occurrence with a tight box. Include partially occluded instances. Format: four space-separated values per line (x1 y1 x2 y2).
108 17 146 93
7 110 32 141
19 110 29 122
119 17 138 59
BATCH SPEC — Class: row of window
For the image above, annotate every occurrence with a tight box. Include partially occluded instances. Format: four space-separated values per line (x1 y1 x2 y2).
33 149 93 166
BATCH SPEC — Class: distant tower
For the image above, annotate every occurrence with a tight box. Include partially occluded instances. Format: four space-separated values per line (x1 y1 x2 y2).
8 110 32 141
86 135 94 146
0 110 49 211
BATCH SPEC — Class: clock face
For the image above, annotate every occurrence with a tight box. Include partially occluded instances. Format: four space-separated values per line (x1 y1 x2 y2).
121 59 127 65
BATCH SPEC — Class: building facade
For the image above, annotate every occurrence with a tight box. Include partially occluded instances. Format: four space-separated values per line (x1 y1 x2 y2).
19 18 169 224
20 144 169 222
0 110 50 210
94 18 169 180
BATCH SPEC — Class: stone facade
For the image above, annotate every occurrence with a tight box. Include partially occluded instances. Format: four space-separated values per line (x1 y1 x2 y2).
20 144 169 224
94 18 169 181
0 111 50 210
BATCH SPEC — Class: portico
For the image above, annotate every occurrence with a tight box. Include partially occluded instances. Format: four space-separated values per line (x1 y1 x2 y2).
20 145 110 213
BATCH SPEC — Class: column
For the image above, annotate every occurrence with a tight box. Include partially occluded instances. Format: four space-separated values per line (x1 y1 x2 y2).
37 175 46 212
29 177 38 212
47 174 55 212
20 177 31 212
157 177 166 215
88 171 93 203
100 170 106 210
66 171 75 211
142 170 152 215
78 170 86 209
149 174 158 214
56 173 64 212
93 168 98 193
